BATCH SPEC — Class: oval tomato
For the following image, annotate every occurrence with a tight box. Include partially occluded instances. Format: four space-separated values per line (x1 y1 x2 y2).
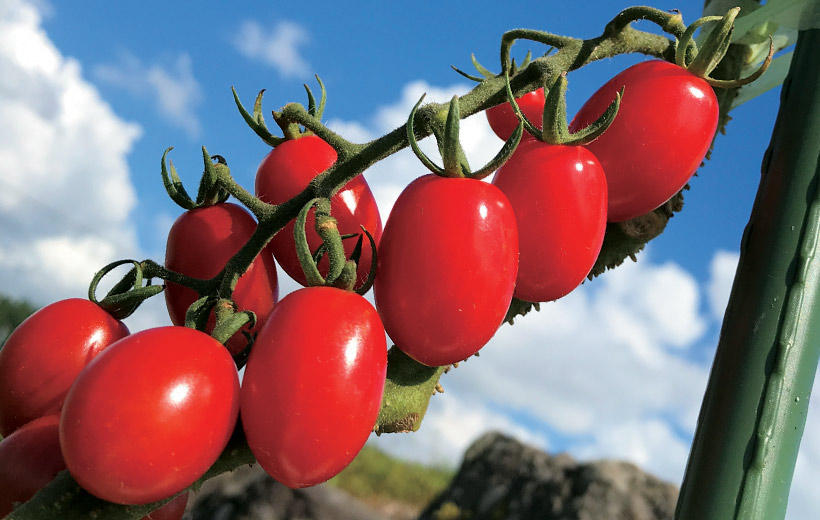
165 202 278 354
254 135 382 288
0 299 129 436
241 287 386 488
569 60 718 222
0 415 64 517
374 175 518 366
60 327 240 505
493 141 607 302
486 87 545 140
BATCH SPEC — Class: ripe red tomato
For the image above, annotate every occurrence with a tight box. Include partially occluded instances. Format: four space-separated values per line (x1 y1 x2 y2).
0 415 64 517
374 174 519 366
0 299 129 436
241 287 386 488
493 140 607 302
486 87 545 140
254 135 382 288
165 202 278 354
569 60 718 222
60 326 240 505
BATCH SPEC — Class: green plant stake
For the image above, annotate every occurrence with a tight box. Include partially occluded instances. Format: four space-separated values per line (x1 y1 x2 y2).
676 28 820 520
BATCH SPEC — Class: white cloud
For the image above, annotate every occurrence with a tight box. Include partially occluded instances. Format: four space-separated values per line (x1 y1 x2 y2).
0 0 142 306
707 250 739 321
94 52 203 138
233 20 310 78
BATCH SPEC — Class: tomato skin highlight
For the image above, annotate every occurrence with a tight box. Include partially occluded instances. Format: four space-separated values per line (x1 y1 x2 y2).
59 327 240 505
240 287 387 488
569 60 718 222
0 415 64 517
0 298 129 437
254 135 383 288
374 175 519 366
164 202 278 354
486 87 545 140
493 141 607 302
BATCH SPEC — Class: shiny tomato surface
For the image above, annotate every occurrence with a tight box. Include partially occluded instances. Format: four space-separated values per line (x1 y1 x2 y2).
60 327 240 505
0 415 64 517
164 202 278 354
569 60 718 222
493 141 607 302
254 135 382 288
374 174 519 366
0 299 129 436
486 87 545 140
241 287 386 488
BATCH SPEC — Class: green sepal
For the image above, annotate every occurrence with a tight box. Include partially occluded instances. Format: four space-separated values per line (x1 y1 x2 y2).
304 74 327 120
184 296 217 331
375 346 447 434
160 148 196 210
211 298 257 346
450 65 484 83
687 8 740 77
354 226 378 295
195 147 230 206
441 96 471 177
88 259 164 320
471 53 494 79
294 197 329 286
503 69 542 138
231 87 284 148
406 95 446 176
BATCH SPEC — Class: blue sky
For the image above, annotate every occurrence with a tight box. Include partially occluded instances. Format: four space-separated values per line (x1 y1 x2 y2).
1 0 816 517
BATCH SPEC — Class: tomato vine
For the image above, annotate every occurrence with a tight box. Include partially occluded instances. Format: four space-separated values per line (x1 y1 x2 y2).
4 5 776 519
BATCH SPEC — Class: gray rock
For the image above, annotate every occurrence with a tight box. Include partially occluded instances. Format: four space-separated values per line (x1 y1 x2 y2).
419 431 678 520
183 464 387 520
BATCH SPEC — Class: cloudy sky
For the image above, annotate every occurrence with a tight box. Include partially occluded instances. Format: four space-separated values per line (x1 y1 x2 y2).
0 0 816 517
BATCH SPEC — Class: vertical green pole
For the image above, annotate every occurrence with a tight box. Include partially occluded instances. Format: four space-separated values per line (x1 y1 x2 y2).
676 29 820 519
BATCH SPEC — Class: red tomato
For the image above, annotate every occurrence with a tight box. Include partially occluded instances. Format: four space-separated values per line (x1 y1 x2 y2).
374 175 519 366
60 327 240 505
241 287 386 488
0 299 129 436
0 415 64 517
486 87 545 140
493 141 607 302
569 60 718 222
254 135 382 288
165 202 278 354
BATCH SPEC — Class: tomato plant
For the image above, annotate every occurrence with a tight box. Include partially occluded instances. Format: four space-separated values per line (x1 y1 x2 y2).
0 299 129 437
59 326 240 505
374 174 519 366
255 135 382 288
0 415 64 517
164 202 279 354
493 140 607 302
569 60 718 222
486 87 545 140
241 286 386 488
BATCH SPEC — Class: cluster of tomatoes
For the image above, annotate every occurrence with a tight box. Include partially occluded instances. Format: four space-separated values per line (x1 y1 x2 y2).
0 56 717 517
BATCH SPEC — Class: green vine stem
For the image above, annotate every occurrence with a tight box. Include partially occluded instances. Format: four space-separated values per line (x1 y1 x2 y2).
7 7 755 519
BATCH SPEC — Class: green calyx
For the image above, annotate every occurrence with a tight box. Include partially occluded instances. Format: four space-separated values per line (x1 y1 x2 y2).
407 94 523 180
88 260 163 320
160 147 230 210
677 7 774 88
506 71 622 146
233 75 327 145
451 50 539 83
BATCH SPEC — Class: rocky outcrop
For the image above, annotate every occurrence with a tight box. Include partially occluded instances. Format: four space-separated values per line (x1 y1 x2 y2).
419 432 678 520
183 465 387 520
